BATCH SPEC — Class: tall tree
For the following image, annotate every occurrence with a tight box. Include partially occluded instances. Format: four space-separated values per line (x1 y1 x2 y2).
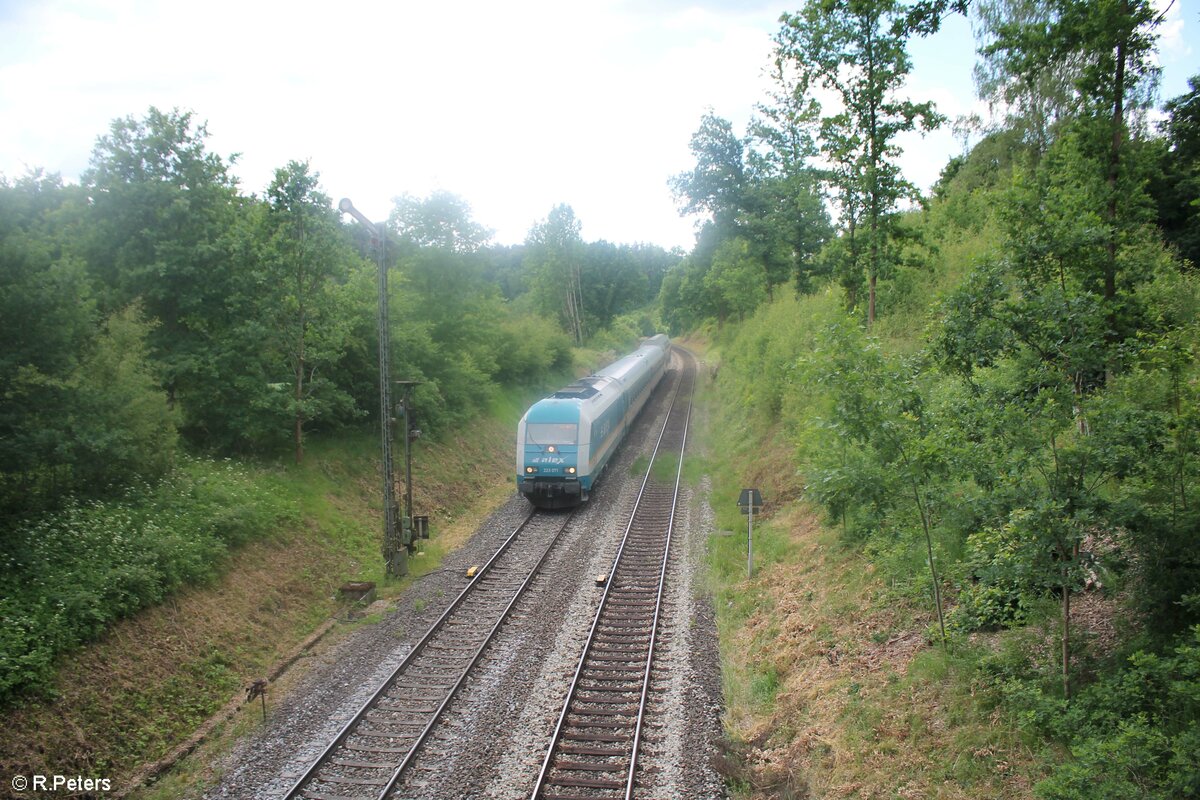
525 205 586 344
389 191 493 253
67 304 178 489
80 107 241 426
704 238 769 324
0 173 93 511
0 173 177 511
750 53 834 292
973 0 1082 157
775 0 943 324
669 112 748 239
977 0 1164 370
1151 75 1200 267
575 241 676 332
263 161 356 463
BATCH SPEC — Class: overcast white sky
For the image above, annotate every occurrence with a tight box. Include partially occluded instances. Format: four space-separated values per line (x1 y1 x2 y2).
1 0 1196 251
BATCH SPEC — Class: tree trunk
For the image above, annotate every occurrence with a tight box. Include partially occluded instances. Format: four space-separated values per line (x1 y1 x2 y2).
573 262 585 344
865 15 879 329
1062 556 1071 699
868 271 877 327
912 482 947 647
845 206 859 310
294 220 307 466
294 328 305 465
1104 5 1128 384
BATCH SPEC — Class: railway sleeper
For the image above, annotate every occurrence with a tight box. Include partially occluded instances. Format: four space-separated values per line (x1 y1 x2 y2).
375 693 445 708
565 719 633 730
365 706 439 720
355 725 421 739
594 633 650 644
576 686 643 695
553 760 626 772
312 772 390 786
567 706 636 717
544 775 625 789
557 744 627 756
577 678 642 688
426 640 486 652
562 731 633 743
585 662 647 672
591 636 649 645
597 619 652 630
344 742 409 754
586 652 647 663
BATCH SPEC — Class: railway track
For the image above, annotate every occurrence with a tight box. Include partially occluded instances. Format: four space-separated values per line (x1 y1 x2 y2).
530 350 695 800
283 508 574 800
284 349 695 800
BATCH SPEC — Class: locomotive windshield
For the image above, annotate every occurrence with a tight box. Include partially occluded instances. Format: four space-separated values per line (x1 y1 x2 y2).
526 423 578 445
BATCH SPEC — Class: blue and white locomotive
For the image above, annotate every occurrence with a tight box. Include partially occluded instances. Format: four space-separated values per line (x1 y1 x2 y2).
517 335 670 508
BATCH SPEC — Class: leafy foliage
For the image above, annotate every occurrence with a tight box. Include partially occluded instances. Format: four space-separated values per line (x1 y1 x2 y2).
389 190 494 253
995 621 1200 799
776 0 943 325
662 108 832 330
0 172 95 510
701 5 1197 792
0 171 176 511
669 112 748 235
67 305 178 489
0 458 295 702
703 238 768 323
1150 76 1200 267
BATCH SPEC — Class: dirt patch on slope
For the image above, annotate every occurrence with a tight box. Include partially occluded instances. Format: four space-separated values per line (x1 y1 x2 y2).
721 505 1040 800
0 529 342 792
0 417 518 797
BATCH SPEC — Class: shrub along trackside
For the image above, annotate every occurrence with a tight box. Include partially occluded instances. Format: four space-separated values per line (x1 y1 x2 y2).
0 457 296 702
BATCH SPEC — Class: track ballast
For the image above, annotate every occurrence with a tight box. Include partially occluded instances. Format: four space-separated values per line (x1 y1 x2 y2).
531 351 696 800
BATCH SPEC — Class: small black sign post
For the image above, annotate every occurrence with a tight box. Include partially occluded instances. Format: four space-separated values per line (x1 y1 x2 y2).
737 488 763 578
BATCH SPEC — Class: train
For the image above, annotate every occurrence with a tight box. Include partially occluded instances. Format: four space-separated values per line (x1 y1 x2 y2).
517 335 671 508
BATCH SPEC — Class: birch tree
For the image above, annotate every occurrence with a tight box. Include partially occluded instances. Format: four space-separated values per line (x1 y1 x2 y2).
526 204 586 344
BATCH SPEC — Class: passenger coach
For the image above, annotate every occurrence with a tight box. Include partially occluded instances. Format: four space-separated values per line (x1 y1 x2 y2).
517 335 670 508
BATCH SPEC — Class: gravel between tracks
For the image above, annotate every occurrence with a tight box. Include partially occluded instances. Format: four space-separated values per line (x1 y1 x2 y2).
201 357 726 799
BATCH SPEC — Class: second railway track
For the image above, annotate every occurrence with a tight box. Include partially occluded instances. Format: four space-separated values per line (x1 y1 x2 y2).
284 508 575 800
531 351 696 800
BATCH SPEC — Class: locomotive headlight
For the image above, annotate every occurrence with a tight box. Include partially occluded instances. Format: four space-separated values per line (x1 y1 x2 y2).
567 466 576 474
525 466 536 474
547 445 556 453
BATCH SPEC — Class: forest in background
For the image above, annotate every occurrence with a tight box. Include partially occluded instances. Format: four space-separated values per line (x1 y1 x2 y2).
0 114 675 701
663 0 1199 797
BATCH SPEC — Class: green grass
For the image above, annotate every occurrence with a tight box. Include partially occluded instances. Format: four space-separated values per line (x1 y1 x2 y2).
630 455 650 477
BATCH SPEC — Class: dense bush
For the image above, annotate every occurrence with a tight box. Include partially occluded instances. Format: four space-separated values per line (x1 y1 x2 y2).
990 620 1200 799
491 315 574 385
0 458 295 702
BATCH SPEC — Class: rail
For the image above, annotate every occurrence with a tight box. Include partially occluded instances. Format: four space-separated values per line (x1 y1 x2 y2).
530 349 696 800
